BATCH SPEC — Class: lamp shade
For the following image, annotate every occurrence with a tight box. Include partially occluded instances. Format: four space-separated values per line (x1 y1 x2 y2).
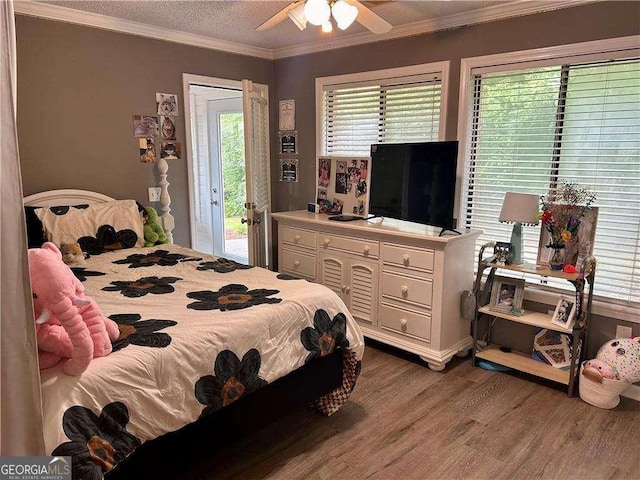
499 192 540 225
332 0 358 30
304 0 331 26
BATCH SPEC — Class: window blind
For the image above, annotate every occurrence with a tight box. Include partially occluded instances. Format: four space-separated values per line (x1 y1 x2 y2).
321 76 442 156
464 58 640 303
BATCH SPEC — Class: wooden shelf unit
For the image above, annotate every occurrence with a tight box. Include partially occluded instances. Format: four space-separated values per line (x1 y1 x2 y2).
476 345 571 385
471 243 596 397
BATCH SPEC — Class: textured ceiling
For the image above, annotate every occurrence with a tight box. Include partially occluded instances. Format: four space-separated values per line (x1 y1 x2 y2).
41 0 516 51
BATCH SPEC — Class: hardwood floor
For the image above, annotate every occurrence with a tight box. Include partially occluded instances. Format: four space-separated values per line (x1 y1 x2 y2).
185 341 639 480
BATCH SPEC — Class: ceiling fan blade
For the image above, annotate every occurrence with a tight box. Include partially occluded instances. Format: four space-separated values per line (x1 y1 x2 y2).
256 1 304 31
344 0 392 34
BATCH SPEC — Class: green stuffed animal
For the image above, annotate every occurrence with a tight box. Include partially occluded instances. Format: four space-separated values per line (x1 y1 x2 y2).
143 206 168 247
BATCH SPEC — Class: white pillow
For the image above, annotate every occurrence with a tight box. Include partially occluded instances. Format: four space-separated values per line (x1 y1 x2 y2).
35 200 145 251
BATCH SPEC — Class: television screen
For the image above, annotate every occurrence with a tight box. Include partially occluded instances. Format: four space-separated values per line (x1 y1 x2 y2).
368 141 458 230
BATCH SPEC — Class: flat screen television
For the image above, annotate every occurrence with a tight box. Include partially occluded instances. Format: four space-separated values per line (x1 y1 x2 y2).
368 141 458 230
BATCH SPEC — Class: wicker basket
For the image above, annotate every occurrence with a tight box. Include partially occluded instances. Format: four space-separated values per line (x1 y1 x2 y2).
579 362 631 409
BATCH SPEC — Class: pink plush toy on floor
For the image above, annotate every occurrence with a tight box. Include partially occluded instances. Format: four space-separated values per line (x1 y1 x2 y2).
28 242 119 375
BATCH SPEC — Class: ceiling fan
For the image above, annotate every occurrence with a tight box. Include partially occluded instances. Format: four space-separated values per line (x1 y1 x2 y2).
256 0 393 34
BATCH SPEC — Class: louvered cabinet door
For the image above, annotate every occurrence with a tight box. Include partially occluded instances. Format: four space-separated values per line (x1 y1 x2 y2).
318 253 348 303
346 259 378 325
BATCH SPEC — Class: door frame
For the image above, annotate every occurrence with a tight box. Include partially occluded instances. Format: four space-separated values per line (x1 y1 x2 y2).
182 73 269 250
207 97 245 261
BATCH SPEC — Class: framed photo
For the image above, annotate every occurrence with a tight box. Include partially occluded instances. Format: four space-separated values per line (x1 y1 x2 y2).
532 328 572 369
279 158 298 182
537 206 599 268
133 115 159 137
489 276 525 313
550 295 577 330
279 131 297 154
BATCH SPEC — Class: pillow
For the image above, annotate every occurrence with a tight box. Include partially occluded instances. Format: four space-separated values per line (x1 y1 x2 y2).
35 200 145 253
24 206 47 248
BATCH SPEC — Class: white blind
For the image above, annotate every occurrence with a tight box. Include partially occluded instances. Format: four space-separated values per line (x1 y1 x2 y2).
464 58 640 303
321 76 442 156
249 95 270 212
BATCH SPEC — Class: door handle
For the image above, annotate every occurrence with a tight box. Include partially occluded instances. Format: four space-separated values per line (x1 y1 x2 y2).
253 217 261 225
241 218 249 224
210 200 218 206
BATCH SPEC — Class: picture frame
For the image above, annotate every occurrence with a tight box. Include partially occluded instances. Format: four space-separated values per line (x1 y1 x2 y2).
532 328 573 369
279 131 298 155
537 206 598 268
550 294 577 330
489 275 525 313
279 158 298 182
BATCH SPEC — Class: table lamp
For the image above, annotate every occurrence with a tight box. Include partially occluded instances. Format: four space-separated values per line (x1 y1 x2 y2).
498 192 540 264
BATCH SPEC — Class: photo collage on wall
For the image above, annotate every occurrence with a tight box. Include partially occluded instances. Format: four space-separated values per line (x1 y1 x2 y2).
133 93 182 164
316 156 371 216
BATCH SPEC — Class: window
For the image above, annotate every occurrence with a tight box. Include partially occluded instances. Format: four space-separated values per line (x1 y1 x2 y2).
317 62 448 156
460 38 640 305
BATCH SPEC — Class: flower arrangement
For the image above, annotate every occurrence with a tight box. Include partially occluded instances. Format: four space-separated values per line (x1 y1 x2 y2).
539 181 596 250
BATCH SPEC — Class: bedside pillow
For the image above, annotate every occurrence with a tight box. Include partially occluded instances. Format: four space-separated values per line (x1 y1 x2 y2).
24 206 47 248
35 200 145 252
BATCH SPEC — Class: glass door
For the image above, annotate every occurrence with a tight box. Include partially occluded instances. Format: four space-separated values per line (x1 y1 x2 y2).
207 97 248 262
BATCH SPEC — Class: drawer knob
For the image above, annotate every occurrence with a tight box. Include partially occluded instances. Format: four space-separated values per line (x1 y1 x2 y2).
363 246 370 255
402 254 410 265
293 260 300 268
345 286 351 294
401 286 409 296
341 285 346 292
400 318 407 330
294 234 301 243
323 238 330 247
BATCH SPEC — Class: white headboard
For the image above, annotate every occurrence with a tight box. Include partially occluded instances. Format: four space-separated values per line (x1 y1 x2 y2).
23 188 174 243
23 189 115 206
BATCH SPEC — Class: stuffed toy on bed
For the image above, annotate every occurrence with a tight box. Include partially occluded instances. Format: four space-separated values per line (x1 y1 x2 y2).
28 242 119 375
143 206 168 247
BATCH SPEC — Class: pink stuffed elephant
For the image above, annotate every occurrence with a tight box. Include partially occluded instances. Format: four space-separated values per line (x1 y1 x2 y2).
28 242 119 375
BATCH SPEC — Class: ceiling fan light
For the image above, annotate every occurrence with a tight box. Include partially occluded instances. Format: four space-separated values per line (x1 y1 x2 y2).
288 3 307 30
304 0 330 26
321 20 333 33
332 0 358 30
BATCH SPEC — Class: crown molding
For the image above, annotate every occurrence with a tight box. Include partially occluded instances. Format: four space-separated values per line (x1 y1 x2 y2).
13 0 274 60
272 0 600 59
14 0 600 61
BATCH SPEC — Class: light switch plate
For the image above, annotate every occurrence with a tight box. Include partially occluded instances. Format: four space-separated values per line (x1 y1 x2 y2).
148 187 161 202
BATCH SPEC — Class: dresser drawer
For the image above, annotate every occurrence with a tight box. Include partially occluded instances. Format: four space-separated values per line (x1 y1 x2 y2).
382 243 434 272
282 226 317 250
280 248 316 279
319 232 379 258
379 303 431 341
380 271 433 307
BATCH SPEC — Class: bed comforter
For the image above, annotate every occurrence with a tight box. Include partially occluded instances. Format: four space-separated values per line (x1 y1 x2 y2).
40 245 364 478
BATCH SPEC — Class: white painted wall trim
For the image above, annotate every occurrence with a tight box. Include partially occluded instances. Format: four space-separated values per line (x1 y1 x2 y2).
622 383 640 402
272 0 600 59
14 0 599 60
14 0 274 60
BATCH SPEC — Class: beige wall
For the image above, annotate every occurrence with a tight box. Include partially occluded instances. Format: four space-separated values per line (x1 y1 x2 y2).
16 15 274 247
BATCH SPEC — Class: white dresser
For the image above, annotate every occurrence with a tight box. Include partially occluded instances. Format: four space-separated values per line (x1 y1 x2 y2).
271 211 482 370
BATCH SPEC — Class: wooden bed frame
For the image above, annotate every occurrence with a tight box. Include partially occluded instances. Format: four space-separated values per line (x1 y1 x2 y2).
25 189 345 478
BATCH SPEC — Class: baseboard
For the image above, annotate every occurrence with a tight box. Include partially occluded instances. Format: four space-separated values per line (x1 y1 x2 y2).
621 383 640 401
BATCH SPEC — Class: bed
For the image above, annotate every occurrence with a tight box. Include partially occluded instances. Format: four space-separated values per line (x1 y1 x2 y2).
24 189 365 480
